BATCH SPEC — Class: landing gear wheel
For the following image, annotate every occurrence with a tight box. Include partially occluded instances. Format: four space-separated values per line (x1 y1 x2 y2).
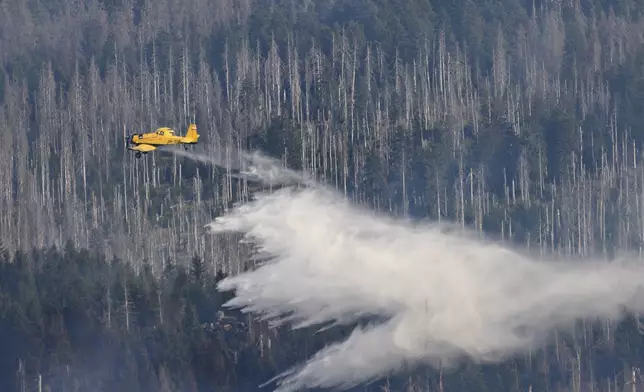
135 152 142 158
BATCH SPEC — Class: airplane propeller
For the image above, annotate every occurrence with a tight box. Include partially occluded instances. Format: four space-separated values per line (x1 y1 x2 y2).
125 134 134 153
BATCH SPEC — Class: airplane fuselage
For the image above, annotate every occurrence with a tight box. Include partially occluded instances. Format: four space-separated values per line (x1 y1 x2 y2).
128 134 197 146
126 125 199 158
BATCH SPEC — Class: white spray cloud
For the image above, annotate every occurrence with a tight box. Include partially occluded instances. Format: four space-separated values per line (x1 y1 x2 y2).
175 147 644 392
170 146 314 186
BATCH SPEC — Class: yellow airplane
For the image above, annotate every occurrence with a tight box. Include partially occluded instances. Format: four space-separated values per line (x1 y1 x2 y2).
126 123 199 158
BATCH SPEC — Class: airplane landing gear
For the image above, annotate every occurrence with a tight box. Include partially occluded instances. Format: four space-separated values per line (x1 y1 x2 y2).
135 152 142 158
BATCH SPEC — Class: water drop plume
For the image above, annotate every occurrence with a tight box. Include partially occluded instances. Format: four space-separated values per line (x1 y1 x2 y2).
170 146 314 186
183 147 644 391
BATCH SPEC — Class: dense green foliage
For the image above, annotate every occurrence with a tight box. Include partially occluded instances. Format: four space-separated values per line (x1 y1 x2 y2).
2 243 644 392
1 243 275 391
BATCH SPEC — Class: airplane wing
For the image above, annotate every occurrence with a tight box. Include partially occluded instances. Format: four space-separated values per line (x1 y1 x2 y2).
129 144 157 152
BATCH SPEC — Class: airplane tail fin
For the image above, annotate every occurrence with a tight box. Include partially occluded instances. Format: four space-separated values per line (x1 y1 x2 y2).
185 123 199 143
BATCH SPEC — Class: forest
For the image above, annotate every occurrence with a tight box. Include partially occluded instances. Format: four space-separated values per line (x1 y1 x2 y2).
3 0 644 390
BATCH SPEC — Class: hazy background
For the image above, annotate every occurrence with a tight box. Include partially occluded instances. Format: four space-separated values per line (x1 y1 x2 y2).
4 0 644 390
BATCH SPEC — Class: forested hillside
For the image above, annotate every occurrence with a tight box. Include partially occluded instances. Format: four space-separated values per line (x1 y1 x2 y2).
3 0 644 390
